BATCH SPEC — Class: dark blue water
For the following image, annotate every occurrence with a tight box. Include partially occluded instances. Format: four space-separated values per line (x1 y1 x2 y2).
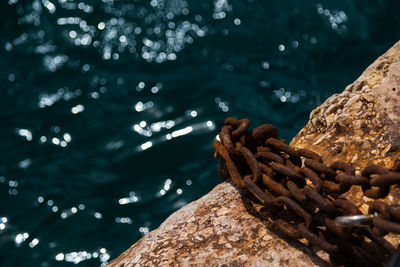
1 0 399 266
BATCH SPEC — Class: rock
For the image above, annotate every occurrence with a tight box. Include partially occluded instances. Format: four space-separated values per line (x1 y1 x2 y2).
109 181 326 266
291 41 400 210
292 41 400 170
108 41 400 266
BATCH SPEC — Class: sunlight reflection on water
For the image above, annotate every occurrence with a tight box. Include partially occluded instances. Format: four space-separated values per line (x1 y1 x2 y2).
1 0 399 266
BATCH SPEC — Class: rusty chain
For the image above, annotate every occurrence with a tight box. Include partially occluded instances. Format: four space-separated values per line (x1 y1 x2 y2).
213 117 400 266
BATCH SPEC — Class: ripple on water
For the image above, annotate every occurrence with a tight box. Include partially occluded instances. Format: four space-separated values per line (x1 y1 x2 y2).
1 0 399 266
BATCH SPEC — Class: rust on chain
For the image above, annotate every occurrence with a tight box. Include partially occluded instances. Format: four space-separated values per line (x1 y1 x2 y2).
251 124 278 145
275 196 312 228
285 159 302 174
389 206 400 222
330 161 355 175
296 148 323 163
304 158 337 179
324 217 355 240
370 172 400 186
299 167 323 192
328 161 354 194
362 164 390 177
243 175 279 209
238 146 261 183
328 236 383 267
323 180 351 195
297 223 338 254
255 151 284 164
256 146 272 153
266 138 302 166
219 125 234 152
264 188 277 203
373 217 400 234
363 185 390 199
262 174 290 197
362 164 391 199
213 118 400 265
333 199 361 215
369 201 391 220
224 117 240 127
369 202 391 235
258 162 274 177
213 140 244 188
225 117 250 139
270 162 305 186
360 227 395 254
232 119 250 139
335 173 369 185
302 185 338 217
274 219 302 239
286 180 307 203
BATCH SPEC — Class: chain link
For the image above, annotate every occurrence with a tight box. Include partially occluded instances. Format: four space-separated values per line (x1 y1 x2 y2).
213 117 400 266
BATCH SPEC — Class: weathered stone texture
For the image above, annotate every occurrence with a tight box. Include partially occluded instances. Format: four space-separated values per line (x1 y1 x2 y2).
290 41 400 211
109 41 400 266
109 181 326 266
291 41 400 170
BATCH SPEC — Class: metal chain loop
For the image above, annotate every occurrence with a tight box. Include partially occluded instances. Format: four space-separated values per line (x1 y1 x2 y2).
214 118 400 266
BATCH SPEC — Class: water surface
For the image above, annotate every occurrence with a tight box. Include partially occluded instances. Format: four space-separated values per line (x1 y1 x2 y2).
1 0 399 266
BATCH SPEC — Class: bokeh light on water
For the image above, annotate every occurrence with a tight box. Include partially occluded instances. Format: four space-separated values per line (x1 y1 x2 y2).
0 0 399 265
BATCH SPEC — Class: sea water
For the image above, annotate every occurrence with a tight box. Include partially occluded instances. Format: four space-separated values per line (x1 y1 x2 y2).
0 0 399 266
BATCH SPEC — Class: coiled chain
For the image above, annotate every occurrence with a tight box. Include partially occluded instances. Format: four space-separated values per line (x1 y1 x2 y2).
213 117 400 266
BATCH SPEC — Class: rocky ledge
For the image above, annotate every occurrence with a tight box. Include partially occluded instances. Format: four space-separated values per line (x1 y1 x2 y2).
108 41 400 266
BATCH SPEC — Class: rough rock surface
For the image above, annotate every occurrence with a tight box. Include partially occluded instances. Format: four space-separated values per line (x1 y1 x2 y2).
109 41 400 266
291 41 400 170
109 181 327 266
291 41 400 211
